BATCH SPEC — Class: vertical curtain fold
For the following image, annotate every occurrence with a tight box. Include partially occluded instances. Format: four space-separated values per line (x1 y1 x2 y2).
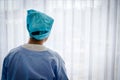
0 0 120 80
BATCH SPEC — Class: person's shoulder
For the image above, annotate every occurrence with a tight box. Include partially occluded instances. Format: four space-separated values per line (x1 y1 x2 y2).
5 46 22 60
3 46 22 66
47 49 59 57
47 48 64 62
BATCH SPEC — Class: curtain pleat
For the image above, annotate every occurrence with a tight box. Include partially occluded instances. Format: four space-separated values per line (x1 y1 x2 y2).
0 0 120 80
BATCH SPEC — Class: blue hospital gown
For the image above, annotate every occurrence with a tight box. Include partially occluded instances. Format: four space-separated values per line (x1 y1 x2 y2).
1 46 68 80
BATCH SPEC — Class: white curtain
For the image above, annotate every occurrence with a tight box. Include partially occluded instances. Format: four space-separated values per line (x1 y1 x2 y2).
0 0 120 80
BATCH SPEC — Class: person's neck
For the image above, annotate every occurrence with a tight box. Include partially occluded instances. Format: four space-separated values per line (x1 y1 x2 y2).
28 38 44 45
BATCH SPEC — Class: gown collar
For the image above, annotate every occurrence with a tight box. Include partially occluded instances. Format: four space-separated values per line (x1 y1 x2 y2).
22 44 48 51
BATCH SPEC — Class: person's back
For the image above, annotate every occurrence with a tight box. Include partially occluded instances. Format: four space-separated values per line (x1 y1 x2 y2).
1 9 68 80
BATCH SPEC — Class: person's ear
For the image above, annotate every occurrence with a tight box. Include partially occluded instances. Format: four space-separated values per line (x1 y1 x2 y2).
44 38 48 42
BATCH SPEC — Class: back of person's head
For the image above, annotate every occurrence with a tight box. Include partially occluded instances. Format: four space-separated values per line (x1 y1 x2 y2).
26 9 54 40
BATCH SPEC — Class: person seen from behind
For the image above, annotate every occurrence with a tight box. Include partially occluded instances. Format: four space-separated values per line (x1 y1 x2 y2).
1 9 68 80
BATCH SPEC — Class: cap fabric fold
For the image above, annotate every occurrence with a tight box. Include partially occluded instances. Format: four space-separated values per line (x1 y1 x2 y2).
27 9 54 40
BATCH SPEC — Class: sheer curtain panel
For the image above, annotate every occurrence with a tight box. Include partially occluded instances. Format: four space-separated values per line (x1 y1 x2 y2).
0 0 120 80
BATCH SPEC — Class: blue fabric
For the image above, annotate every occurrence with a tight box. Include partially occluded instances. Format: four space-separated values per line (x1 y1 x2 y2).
27 9 54 40
1 46 68 80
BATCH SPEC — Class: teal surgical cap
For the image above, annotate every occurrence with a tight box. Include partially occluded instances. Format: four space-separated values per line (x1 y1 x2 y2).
27 9 54 40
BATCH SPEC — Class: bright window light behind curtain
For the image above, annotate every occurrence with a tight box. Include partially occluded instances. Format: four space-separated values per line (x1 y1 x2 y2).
0 0 120 80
